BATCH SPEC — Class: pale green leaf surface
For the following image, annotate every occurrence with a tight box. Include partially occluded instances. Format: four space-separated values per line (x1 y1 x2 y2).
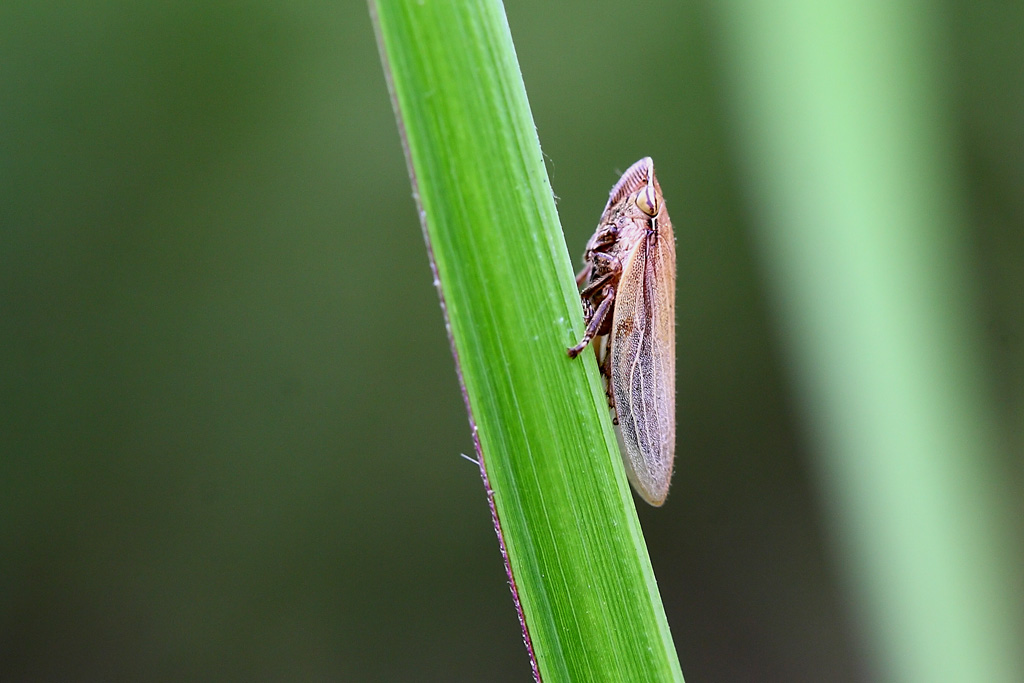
713 1 1024 681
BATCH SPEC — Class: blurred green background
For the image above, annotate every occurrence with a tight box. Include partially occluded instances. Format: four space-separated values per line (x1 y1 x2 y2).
2 1 1021 681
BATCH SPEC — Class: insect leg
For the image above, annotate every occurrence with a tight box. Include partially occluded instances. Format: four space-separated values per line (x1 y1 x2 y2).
578 225 619 285
580 252 621 295
591 251 620 271
601 347 619 421
590 224 619 249
579 270 615 299
567 291 615 358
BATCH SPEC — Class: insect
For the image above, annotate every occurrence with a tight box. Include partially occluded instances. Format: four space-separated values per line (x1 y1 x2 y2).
568 157 676 506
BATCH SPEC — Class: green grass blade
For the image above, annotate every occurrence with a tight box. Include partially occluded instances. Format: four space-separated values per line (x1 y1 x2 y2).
713 1 1024 681
370 1 684 681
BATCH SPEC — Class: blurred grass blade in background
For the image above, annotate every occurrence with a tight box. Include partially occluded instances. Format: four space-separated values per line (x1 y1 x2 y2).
712 1 1024 681
370 1 684 680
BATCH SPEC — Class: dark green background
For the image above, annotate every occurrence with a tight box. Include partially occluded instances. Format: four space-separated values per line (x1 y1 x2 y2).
2 1 1021 680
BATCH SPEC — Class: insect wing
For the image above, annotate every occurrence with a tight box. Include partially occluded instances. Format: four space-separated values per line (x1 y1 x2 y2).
610 214 676 506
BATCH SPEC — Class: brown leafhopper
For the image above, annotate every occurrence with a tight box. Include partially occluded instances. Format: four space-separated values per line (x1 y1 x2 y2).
568 157 676 506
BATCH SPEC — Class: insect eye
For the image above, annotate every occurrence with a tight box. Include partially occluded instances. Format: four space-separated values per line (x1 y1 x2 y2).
634 183 658 216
